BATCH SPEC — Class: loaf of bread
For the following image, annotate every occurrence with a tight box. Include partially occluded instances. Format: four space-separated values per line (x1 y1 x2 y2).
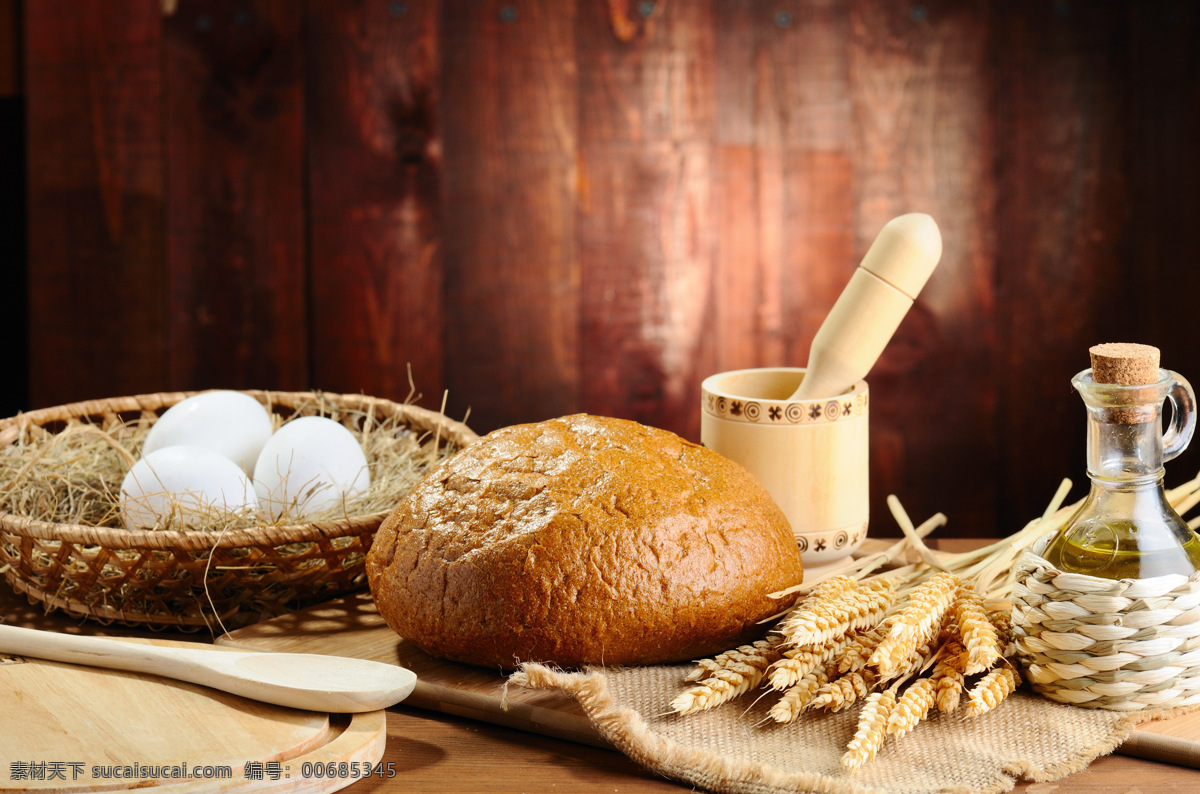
365 414 804 669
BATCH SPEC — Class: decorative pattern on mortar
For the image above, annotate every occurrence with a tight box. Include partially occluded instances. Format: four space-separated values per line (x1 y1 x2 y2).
796 522 869 556
701 390 868 425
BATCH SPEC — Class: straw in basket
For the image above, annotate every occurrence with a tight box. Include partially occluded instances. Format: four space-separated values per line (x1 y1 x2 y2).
0 390 477 631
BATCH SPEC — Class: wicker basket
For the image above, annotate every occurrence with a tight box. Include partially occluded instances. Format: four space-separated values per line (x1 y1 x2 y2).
0 390 477 631
1011 533 1200 711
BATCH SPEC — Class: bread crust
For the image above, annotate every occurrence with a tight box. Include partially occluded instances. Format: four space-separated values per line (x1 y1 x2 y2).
366 414 804 669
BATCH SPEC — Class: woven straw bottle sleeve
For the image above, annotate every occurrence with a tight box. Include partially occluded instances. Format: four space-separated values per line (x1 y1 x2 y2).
1012 534 1200 711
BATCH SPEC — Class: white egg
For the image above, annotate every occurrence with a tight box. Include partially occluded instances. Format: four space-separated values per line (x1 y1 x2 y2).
143 391 274 473
120 446 259 530
253 416 371 521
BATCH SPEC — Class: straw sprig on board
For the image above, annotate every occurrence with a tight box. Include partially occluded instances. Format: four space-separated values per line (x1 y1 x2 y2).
670 468 1200 770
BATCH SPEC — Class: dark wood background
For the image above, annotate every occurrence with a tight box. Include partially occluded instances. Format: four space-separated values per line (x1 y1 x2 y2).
8 0 1200 539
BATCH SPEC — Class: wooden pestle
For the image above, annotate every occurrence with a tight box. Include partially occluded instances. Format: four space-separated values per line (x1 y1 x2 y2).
790 213 943 400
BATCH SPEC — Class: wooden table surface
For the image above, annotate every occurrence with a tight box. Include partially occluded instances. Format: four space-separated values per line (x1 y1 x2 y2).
343 707 1198 794
4 541 1200 793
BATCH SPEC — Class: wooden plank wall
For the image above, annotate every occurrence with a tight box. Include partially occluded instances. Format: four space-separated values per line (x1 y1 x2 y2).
21 0 1200 538
26 1 168 400
0 0 25 420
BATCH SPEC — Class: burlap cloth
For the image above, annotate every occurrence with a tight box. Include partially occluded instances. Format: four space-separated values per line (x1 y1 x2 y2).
511 661 1184 794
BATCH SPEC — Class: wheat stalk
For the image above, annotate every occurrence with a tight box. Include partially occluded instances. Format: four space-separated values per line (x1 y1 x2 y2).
669 481 1176 766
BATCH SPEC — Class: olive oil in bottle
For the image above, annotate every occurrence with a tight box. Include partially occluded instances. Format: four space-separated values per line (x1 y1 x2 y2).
1042 343 1200 580
1042 518 1200 579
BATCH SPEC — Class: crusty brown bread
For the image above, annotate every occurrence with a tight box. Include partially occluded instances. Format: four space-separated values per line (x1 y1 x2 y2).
365 414 804 669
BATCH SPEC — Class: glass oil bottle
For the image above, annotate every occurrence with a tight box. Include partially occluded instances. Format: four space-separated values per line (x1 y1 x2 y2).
1042 343 1200 579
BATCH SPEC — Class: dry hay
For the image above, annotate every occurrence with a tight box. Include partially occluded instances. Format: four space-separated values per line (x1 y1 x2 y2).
0 392 475 629
0 392 460 533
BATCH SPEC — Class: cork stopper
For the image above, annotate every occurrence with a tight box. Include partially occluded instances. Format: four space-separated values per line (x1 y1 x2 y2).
1090 343 1160 386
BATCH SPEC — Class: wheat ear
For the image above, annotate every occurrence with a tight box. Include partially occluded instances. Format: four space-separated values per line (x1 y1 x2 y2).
868 572 960 677
965 665 1021 716
838 620 892 674
671 652 777 715
779 579 893 648
989 609 1017 657
795 574 859 608
685 637 783 682
953 587 1001 675
930 640 967 712
767 631 856 691
877 636 937 687
811 671 874 712
886 677 937 738
842 690 897 771
767 667 830 724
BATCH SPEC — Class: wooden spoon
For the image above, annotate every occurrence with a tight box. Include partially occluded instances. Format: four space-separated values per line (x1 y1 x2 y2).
790 213 942 400
0 623 416 713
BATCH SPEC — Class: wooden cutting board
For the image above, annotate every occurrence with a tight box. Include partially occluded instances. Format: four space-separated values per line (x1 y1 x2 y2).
0 638 387 792
217 593 602 749
217 592 1200 768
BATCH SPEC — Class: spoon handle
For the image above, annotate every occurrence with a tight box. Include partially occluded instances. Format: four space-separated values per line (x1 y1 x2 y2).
0 623 416 713
0 622 212 679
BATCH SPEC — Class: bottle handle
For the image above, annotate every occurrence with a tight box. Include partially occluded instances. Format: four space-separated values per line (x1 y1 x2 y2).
1163 372 1196 463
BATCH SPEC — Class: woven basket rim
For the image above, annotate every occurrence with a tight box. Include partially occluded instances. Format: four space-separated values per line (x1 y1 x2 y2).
0 388 477 548
1018 532 1200 588
0 510 389 548
3 572 239 628
1013 530 1200 711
